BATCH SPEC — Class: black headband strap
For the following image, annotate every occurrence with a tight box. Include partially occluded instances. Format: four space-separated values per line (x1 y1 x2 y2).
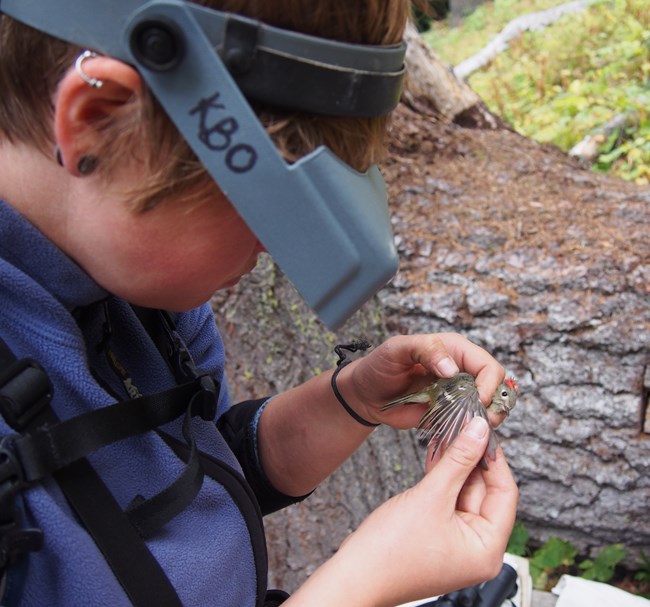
0 0 406 117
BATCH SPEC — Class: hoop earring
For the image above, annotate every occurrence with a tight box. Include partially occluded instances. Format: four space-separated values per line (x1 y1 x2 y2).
75 50 104 89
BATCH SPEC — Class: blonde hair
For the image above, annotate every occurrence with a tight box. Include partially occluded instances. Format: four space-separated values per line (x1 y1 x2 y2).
0 1 412 211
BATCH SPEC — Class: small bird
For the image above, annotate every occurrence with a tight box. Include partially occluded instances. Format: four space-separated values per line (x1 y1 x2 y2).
381 373 519 469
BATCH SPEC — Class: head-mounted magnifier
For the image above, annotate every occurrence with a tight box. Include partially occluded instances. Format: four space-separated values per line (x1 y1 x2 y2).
1 0 405 329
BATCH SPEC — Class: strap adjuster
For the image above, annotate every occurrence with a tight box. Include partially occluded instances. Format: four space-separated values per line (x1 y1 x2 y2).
0 436 43 569
0 358 53 431
0 436 25 511
191 376 218 421
0 522 44 569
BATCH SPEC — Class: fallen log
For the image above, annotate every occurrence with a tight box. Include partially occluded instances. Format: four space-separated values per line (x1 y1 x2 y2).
454 0 596 80
569 111 640 162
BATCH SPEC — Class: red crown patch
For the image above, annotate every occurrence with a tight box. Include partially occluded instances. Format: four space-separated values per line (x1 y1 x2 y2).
505 377 519 395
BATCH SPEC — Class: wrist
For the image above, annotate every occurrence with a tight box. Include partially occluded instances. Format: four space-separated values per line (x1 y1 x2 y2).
331 361 380 428
286 545 381 607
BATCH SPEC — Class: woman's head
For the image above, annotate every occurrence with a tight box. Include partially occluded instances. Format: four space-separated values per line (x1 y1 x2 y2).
0 1 412 211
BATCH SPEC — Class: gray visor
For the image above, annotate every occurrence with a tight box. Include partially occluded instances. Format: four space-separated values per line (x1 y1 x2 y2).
1 0 405 329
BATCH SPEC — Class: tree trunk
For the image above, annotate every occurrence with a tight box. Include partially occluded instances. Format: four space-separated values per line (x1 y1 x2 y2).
212 20 650 594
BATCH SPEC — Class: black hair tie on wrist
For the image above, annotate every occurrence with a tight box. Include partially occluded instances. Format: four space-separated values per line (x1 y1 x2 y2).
331 340 380 428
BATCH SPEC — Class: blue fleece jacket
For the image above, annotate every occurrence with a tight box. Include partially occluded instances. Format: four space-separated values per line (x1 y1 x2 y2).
0 200 263 606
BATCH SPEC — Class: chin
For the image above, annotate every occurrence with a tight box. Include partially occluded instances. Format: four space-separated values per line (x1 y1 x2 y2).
133 289 213 313
221 276 242 289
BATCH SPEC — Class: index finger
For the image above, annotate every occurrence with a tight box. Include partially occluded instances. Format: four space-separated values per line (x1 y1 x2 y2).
439 334 505 404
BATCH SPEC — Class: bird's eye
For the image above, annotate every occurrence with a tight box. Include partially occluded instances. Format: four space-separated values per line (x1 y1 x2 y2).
501 390 509 398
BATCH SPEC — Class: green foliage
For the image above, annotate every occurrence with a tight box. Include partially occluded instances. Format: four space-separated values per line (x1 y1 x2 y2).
529 537 578 589
579 544 627 582
507 520 530 556
423 0 568 65
505 521 646 593
634 551 650 583
423 0 650 184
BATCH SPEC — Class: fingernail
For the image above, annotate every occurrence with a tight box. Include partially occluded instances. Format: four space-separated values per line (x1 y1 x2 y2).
436 357 459 377
464 417 488 439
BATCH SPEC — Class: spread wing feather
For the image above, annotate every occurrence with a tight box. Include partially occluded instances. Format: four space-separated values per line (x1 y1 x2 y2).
417 384 498 468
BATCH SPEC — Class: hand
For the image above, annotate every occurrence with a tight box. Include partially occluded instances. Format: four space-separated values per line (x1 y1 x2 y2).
255 333 505 499
337 333 506 428
287 416 519 607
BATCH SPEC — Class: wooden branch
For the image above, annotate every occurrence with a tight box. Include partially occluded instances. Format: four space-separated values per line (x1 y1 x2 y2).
454 0 597 80
569 111 639 162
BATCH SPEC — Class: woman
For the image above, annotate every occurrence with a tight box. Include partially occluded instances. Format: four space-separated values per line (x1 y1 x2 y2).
0 2 518 605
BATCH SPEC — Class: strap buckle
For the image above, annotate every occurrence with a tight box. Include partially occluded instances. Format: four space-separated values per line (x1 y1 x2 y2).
0 522 44 570
0 358 53 431
190 376 218 421
264 589 290 606
0 436 25 509
0 436 43 569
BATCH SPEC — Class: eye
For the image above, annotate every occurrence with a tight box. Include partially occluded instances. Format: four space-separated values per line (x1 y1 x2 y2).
501 390 509 398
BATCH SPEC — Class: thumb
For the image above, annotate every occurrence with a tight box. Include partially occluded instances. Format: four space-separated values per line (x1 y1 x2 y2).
424 417 490 495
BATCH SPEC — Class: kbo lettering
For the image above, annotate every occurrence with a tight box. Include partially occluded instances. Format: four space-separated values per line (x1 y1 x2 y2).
189 92 257 174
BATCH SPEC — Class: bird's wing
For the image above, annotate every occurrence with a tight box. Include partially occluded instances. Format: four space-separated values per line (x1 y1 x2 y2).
417 385 498 466
380 389 432 411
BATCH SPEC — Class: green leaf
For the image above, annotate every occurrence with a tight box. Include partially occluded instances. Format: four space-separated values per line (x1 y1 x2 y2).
507 520 530 556
633 550 650 581
579 544 627 582
599 129 622 154
598 145 627 164
634 570 650 582
529 537 578 590
531 537 578 570
530 563 548 590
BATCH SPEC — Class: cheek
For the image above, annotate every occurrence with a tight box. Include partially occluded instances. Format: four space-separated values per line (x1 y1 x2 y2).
162 214 259 291
83 198 259 308
194 212 254 258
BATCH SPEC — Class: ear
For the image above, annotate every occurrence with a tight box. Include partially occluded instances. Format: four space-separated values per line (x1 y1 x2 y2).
54 55 143 176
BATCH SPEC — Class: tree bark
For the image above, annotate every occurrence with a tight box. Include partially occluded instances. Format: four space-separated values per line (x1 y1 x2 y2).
211 18 650 594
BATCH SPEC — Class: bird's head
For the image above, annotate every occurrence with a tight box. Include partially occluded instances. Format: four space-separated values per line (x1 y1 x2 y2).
489 377 519 415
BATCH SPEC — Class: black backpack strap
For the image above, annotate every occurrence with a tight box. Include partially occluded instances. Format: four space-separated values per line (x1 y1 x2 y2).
124 306 221 537
264 589 290 606
45 436 185 607
0 304 279 606
130 306 196 382
160 430 270 606
0 360 217 540
9 379 212 483
0 335 190 606
0 340 47 578
124 379 213 537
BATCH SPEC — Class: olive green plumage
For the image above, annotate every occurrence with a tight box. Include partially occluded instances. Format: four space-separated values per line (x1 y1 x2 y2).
382 373 518 468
